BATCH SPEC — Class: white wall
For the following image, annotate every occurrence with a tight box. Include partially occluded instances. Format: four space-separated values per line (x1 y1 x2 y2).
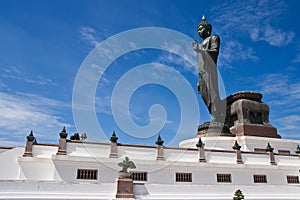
0 147 23 180
2 139 300 187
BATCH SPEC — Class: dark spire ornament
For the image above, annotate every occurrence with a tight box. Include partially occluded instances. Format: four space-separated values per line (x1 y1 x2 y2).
155 134 164 146
110 131 118 143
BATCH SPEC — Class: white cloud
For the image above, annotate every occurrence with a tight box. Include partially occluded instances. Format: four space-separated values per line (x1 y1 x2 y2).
209 0 295 67
0 66 57 86
253 73 300 139
156 42 197 74
212 0 295 47
274 115 300 130
0 92 71 145
273 115 300 139
0 138 25 147
0 80 8 90
95 95 112 115
156 53 197 75
219 40 258 68
79 26 103 47
257 25 295 47
257 73 289 95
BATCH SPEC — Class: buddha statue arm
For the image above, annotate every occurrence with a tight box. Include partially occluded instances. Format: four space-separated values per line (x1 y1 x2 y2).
208 35 220 53
206 35 220 64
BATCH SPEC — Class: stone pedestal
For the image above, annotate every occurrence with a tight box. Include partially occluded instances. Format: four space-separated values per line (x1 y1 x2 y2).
226 92 281 138
116 172 134 198
269 151 276 165
23 140 34 157
57 127 68 155
109 142 118 158
23 131 35 157
231 124 279 138
236 149 243 164
197 121 233 137
57 138 67 155
155 135 165 160
157 145 165 160
199 148 206 162
110 131 118 158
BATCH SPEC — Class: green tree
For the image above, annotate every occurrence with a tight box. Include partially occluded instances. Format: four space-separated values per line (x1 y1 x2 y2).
233 189 244 200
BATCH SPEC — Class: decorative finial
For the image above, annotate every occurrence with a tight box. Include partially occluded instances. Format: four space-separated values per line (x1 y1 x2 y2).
80 133 87 140
70 133 80 140
202 15 206 20
155 134 164 146
265 142 274 152
232 140 241 150
110 130 118 143
27 130 35 142
59 126 68 139
196 137 205 148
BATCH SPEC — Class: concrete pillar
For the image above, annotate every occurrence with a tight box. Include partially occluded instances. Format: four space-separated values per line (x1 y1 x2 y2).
269 151 276 165
23 131 36 157
232 140 243 164
196 138 206 162
266 143 276 165
109 131 118 158
236 149 243 164
57 127 68 155
155 135 164 160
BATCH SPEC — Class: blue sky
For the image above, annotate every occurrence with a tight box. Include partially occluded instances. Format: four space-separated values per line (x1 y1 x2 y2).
1 0 300 147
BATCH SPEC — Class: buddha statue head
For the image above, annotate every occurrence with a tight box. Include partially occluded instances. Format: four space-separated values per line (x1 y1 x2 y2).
197 15 212 39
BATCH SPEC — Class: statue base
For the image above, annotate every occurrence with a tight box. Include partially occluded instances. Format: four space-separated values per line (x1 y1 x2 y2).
116 172 134 198
231 123 281 138
226 91 281 138
197 121 233 137
117 171 131 179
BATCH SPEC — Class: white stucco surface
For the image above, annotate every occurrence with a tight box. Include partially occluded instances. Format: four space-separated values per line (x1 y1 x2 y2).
0 135 300 199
